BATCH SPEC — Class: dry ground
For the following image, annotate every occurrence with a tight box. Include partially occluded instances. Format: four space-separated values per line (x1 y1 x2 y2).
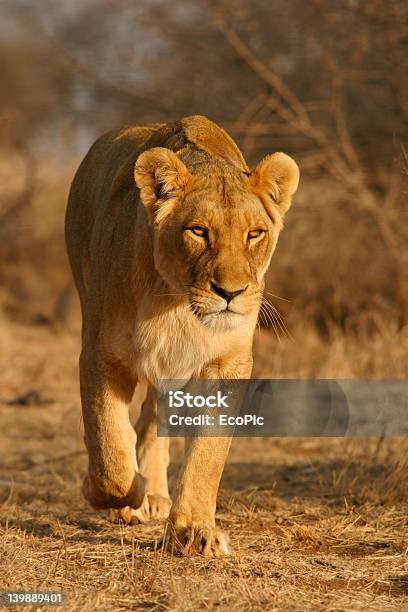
0 318 407 611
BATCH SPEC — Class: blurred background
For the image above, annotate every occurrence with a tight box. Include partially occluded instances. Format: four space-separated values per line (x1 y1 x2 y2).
1 0 407 378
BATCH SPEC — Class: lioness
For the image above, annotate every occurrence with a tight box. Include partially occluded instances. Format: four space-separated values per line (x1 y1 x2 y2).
65 115 299 556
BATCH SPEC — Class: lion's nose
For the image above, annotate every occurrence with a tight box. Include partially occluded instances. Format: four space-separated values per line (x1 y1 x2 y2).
210 281 248 303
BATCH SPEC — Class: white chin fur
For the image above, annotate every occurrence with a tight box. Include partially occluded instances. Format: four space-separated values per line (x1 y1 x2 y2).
200 311 244 331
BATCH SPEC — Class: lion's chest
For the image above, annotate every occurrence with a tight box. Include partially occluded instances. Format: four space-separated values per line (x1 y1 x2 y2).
133 306 220 386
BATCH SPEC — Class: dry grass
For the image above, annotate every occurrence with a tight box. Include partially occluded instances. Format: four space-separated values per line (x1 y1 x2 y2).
253 323 408 379
0 320 407 611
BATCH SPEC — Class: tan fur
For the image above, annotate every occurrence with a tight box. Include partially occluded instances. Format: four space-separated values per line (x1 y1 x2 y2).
65 115 299 556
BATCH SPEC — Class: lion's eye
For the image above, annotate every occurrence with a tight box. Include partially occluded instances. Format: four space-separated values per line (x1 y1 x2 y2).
248 229 265 240
188 226 208 238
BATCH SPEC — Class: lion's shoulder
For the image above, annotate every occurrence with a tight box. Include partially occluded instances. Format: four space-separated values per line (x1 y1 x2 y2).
131 115 249 173
84 116 248 180
180 115 249 172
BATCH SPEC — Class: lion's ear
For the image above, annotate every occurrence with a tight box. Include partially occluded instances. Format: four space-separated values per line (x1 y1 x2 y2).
249 152 299 219
134 147 191 226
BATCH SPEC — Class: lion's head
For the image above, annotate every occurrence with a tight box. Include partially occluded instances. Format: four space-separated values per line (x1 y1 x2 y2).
134 119 299 332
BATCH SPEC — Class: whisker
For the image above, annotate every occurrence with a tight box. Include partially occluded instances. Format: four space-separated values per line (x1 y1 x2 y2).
262 300 283 334
263 290 291 302
259 301 281 342
261 297 293 342
270 304 293 342
260 298 282 341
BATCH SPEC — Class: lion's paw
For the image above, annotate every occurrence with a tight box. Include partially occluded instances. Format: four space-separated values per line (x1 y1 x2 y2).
110 493 171 525
83 472 145 510
162 522 230 557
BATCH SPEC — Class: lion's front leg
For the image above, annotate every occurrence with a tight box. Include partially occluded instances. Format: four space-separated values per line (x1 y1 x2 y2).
80 350 145 511
112 384 171 525
163 352 253 556
165 436 232 556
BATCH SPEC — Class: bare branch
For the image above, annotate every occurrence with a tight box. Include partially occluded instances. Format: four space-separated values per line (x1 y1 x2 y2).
215 18 311 125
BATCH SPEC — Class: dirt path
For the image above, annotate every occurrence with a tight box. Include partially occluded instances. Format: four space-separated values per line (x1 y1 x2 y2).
0 323 407 610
